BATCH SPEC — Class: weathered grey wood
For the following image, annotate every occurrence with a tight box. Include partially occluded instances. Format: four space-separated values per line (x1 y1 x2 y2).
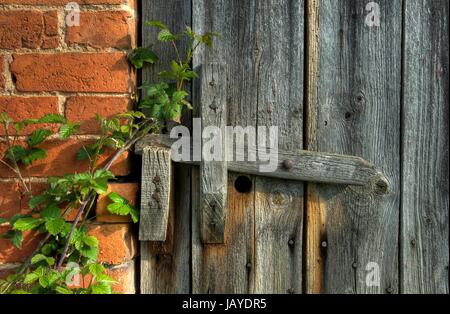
192 0 305 294
140 164 191 294
306 0 401 293
140 0 191 294
136 134 384 186
252 0 304 294
192 0 257 293
401 0 449 294
139 147 172 241
198 63 228 243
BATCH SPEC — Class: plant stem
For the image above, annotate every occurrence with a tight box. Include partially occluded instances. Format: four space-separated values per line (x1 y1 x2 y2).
55 122 153 271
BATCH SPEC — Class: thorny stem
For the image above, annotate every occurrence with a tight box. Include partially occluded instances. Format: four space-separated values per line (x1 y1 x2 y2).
55 120 154 271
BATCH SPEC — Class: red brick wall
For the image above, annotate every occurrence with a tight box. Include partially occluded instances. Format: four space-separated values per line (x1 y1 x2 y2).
0 0 138 293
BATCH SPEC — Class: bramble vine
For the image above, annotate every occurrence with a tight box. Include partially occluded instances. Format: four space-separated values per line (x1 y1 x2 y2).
0 21 218 294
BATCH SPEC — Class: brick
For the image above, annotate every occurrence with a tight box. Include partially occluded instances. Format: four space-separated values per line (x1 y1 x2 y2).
0 138 131 178
87 223 137 265
66 11 135 49
0 10 59 50
0 96 60 135
96 182 138 223
0 55 4 91
11 53 131 93
106 261 136 293
0 0 126 4
0 228 43 263
0 180 83 222
65 96 131 134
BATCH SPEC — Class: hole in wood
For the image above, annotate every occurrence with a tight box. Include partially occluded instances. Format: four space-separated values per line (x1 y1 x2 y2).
234 176 252 193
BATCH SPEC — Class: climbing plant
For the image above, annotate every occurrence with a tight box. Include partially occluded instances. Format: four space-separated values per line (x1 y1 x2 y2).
0 21 218 294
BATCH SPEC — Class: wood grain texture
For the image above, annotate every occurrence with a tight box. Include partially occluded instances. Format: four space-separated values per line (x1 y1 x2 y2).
140 0 191 293
140 164 191 293
136 134 384 185
139 147 172 241
401 0 449 294
198 64 228 243
306 0 401 293
192 0 305 294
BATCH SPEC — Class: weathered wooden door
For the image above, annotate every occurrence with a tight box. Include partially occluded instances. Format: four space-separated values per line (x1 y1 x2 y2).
139 0 449 294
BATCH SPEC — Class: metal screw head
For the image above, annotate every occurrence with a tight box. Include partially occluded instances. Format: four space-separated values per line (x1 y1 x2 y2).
282 159 294 170
386 287 394 294
352 262 358 269
288 239 295 246
246 262 252 269
321 241 328 248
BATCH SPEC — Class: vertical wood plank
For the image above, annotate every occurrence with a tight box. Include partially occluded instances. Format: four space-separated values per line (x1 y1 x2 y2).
199 64 228 244
139 147 172 241
140 0 191 293
193 0 304 293
401 0 449 294
306 0 401 293
192 0 259 293
252 0 304 294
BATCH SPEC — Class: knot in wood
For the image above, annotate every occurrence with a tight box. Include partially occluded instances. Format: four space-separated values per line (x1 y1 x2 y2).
282 159 294 170
152 175 161 184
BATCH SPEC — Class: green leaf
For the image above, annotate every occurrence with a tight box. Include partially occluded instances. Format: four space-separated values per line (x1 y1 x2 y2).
25 114 66 125
21 148 47 166
158 29 175 41
41 243 57 256
128 47 158 69
23 273 39 284
29 194 47 209
28 129 52 147
108 192 127 205
41 203 61 220
83 235 98 248
80 246 98 261
0 230 23 248
59 123 79 139
13 217 44 231
31 254 55 266
87 263 105 277
45 217 65 236
11 230 23 248
90 282 113 294
145 20 168 29
55 286 73 294
10 290 30 294
130 207 139 223
5 146 27 163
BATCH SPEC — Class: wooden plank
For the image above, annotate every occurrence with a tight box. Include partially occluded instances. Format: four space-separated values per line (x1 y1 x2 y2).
192 0 258 293
401 0 449 294
140 0 191 294
192 0 305 294
239 0 305 294
136 134 383 186
140 164 191 293
139 147 172 241
306 0 401 293
198 63 228 243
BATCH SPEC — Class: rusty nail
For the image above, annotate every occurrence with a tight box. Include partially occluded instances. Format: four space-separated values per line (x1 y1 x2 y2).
282 159 294 170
